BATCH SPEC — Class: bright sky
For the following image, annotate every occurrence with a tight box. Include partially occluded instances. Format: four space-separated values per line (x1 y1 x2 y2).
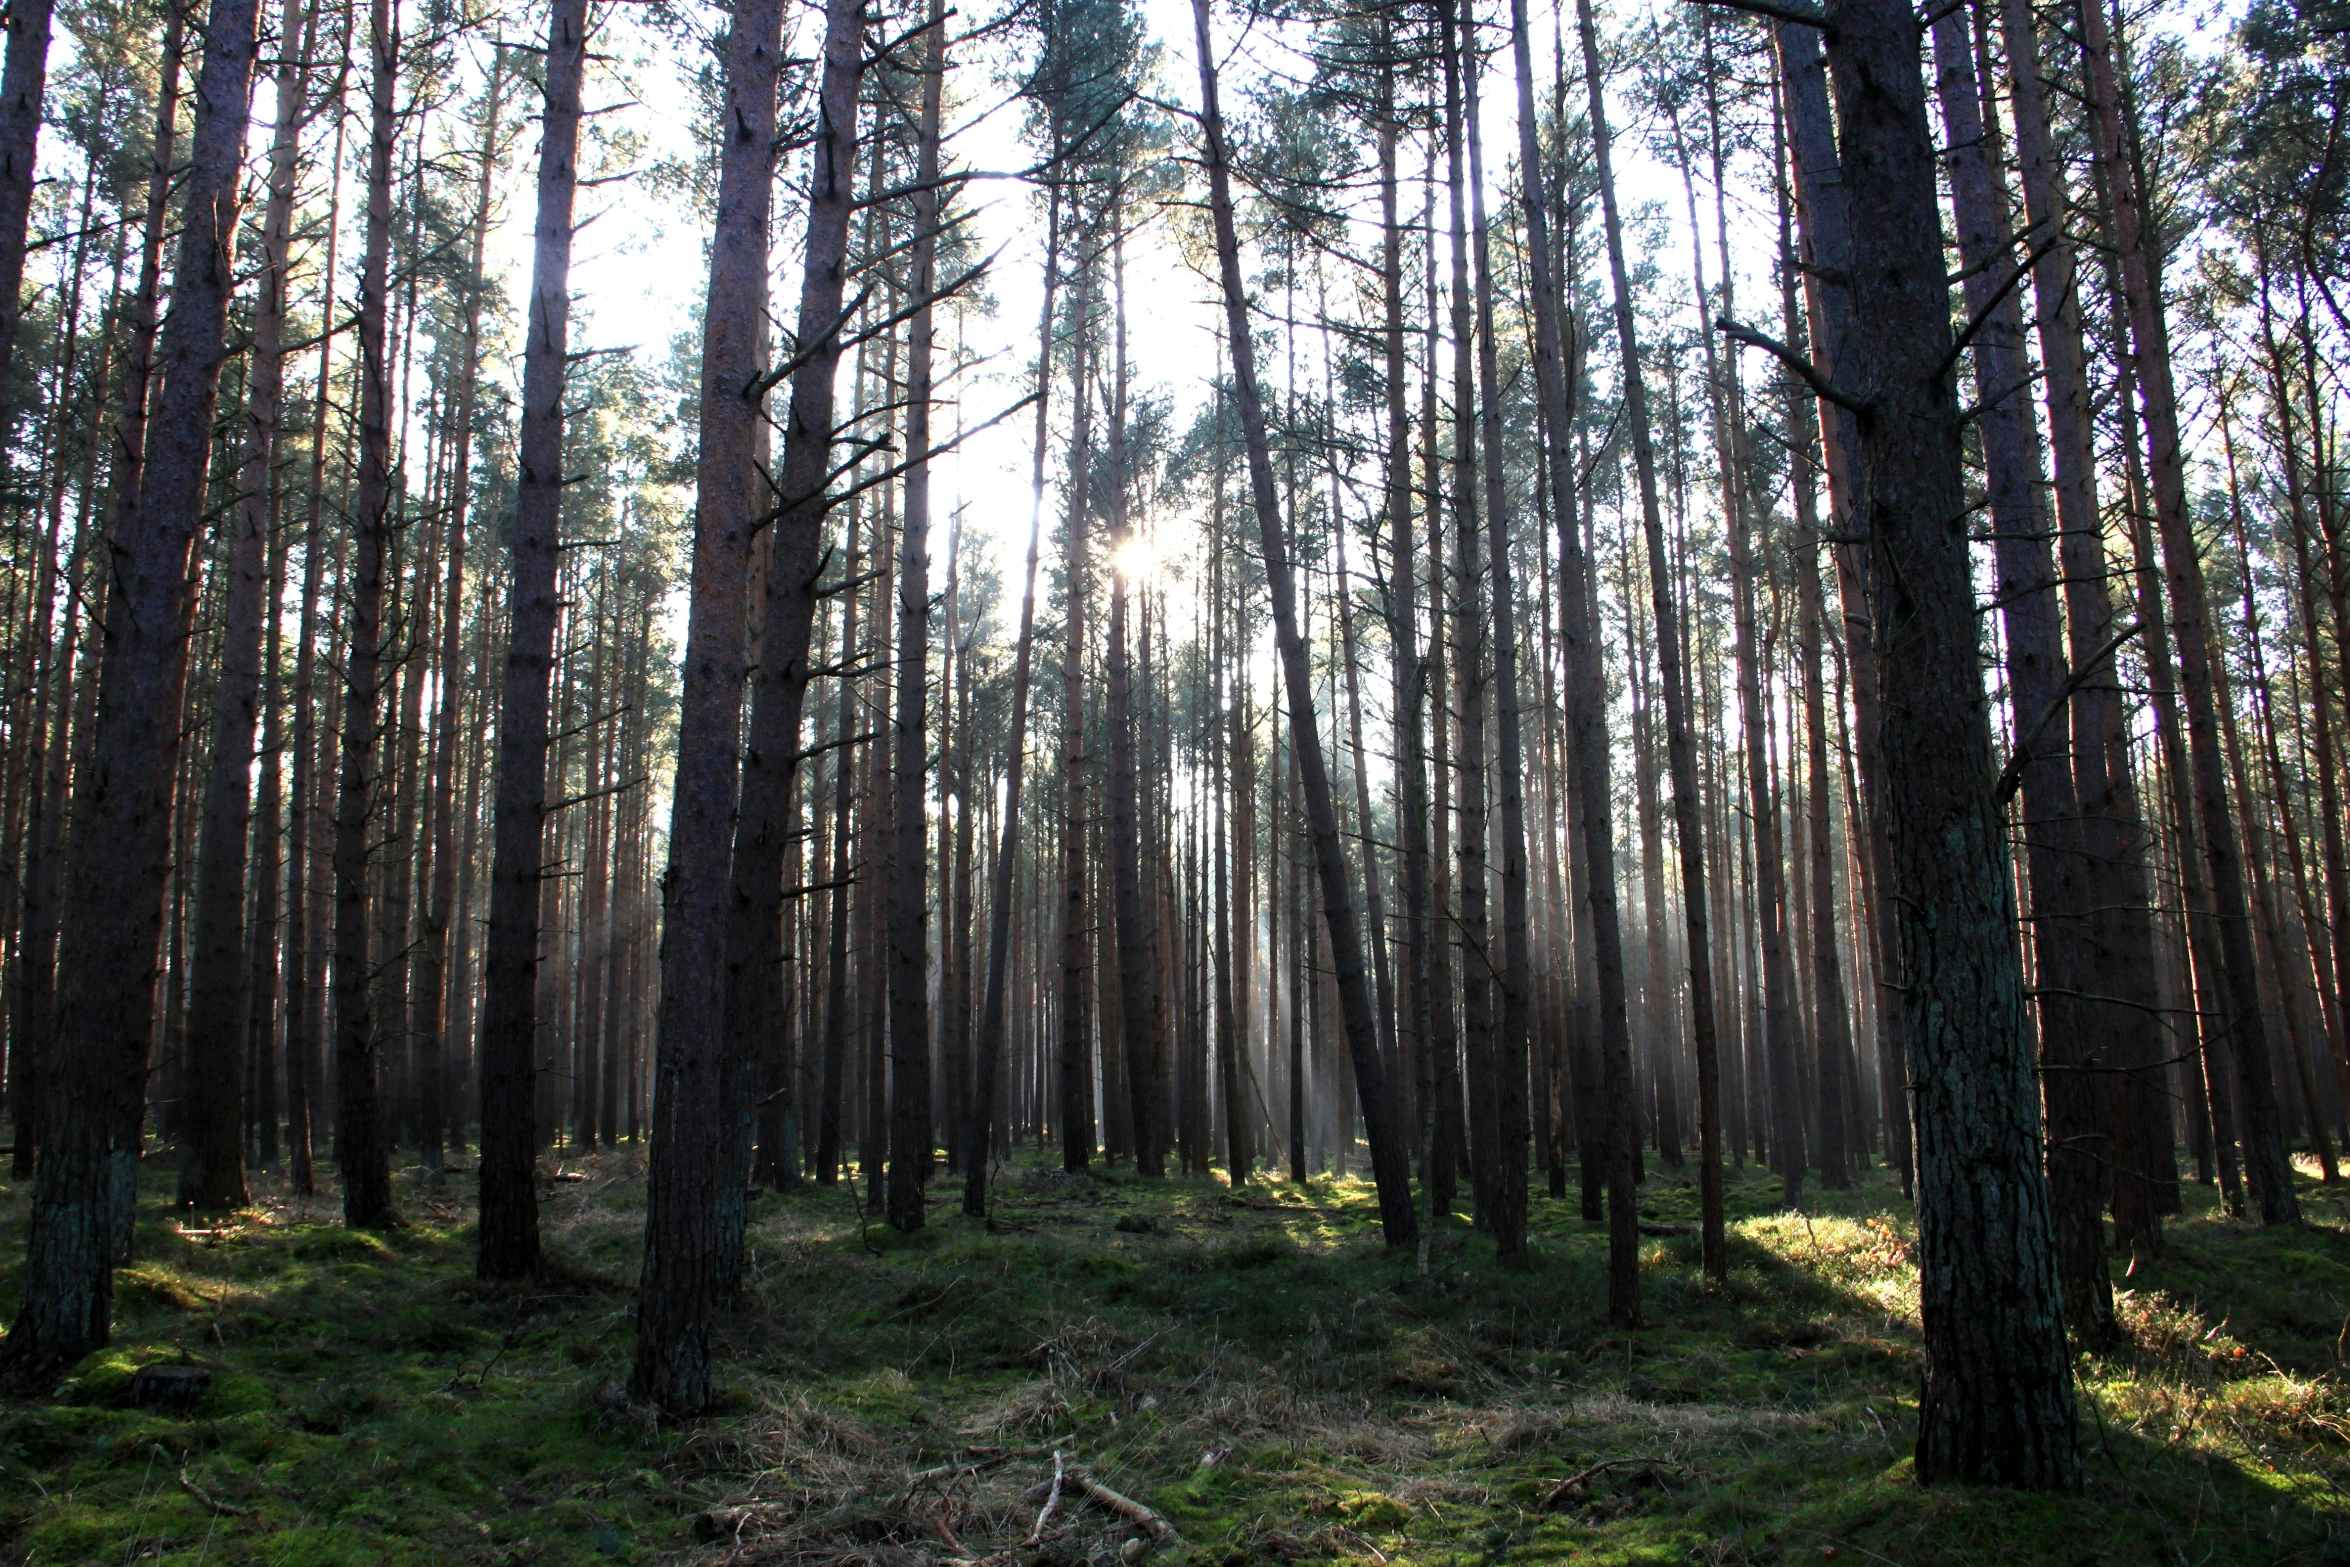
533 0 1708 642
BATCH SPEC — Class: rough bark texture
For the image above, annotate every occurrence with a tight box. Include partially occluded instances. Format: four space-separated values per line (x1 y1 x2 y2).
1927 3 2113 1340
1816 0 2079 1489
1997 0 2170 1249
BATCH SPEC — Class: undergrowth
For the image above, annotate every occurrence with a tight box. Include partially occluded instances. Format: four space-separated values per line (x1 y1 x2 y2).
1 1147 2347 1565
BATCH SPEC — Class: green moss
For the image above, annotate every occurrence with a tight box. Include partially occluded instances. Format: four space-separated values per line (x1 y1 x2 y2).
4 1154 2348 1563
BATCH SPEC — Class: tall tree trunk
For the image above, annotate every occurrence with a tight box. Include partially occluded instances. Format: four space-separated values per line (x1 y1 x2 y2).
0 0 265 1389
1106 203 1160 1180
479 0 584 1277
1565 0 1721 1278
1379 52 1431 1216
181 0 320 1212
1439 0 1495 1230
415 55 499 1179
1458 4 1533 1256
334 0 403 1232
1996 0 2170 1248
1058 241 1097 1176
1928 3 2112 1337
725 0 871 1248
886 0 947 1228
285 86 347 1198
1775 17 1912 1197
815 503 864 1187
1806 0 2079 1489
1192 0 1416 1248
639 0 853 1407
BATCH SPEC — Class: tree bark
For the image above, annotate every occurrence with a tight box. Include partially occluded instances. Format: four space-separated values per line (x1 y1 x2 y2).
1996 0 2171 1249
334 0 403 1232
727 0 872 1246
1928 2 2111 1339
963 185 1062 1217
1810 0 2078 1489
1192 0 1415 1248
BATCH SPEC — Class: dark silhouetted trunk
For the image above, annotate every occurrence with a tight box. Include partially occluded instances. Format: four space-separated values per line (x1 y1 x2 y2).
335 0 401 1232
480 0 584 1278
887 0 946 1228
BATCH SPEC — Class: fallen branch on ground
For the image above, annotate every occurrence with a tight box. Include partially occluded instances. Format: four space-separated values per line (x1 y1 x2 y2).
1541 1457 1693 1511
171 1453 254 1518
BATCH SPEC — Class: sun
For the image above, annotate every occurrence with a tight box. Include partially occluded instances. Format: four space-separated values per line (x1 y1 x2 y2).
1112 534 1159 582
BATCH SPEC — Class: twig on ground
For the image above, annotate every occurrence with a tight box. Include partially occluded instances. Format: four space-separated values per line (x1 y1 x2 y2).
1540 1456 1691 1511
172 1455 254 1518
1025 1448 1066 1545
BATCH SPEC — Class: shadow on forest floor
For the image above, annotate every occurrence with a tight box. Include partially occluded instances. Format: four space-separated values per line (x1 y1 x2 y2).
2 1144 2349 1565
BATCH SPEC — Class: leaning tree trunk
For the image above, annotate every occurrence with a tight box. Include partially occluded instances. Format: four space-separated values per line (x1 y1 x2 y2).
334 0 403 1233
1805 0 2079 1490
179 0 319 1213
0 0 263 1391
1192 0 1416 1248
479 0 582 1279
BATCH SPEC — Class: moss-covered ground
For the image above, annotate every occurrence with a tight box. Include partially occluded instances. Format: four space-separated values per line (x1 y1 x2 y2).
3 1148 2349 1565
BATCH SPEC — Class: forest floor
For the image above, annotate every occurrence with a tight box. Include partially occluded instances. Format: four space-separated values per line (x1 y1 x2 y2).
2 1147 2349 1566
